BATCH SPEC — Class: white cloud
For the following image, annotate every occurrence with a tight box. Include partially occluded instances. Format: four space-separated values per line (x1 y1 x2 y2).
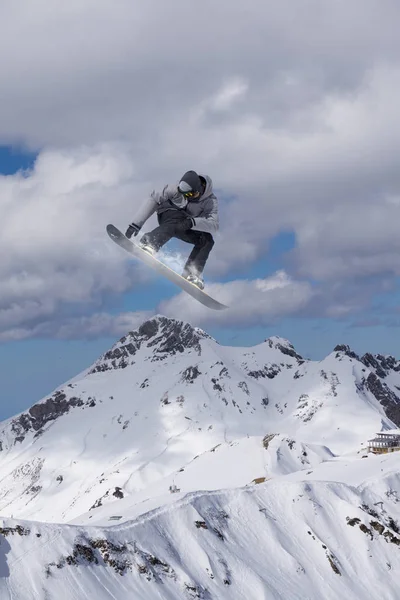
0 310 154 342
0 146 159 337
1 0 398 148
0 268 314 340
158 271 314 329
1 0 400 339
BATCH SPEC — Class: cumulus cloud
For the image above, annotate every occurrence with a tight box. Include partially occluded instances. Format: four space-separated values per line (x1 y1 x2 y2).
1 0 400 340
157 271 315 329
0 309 154 342
0 146 159 337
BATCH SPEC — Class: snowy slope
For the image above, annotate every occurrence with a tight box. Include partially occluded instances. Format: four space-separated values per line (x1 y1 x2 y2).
1 314 400 599
69 434 334 527
0 315 398 524
1 452 400 600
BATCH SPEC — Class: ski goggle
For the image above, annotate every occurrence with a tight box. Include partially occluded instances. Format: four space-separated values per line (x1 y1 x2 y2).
179 189 198 198
178 181 199 198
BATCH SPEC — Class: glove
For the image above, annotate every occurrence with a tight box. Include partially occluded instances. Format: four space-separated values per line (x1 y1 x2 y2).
176 216 195 231
125 222 141 238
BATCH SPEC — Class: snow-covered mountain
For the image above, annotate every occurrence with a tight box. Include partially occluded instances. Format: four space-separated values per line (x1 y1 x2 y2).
1 314 400 599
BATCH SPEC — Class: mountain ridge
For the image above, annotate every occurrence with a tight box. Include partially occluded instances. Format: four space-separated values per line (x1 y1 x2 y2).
1 314 400 598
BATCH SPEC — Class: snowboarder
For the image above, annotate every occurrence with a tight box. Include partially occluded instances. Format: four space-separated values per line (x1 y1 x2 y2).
125 170 218 290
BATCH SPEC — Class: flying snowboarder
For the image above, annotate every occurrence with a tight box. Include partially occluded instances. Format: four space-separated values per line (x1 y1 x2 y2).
125 170 218 290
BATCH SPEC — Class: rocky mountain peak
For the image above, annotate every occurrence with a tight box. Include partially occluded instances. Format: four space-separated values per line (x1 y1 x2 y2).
334 345 400 380
333 344 360 361
265 335 303 361
332 345 400 427
90 315 214 373
361 352 400 379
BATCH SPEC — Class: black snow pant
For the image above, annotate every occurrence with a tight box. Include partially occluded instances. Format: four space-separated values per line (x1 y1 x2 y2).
142 209 214 276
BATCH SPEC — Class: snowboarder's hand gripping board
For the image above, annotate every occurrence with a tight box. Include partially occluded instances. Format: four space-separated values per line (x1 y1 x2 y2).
106 224 228 311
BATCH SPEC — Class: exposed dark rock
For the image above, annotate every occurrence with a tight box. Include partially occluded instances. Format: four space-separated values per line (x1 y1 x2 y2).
0 525 30 537
9 391 84 444
266 337 303 361
184 582 208 598
181 365 202 383
147 318 208 357
387 517 400 534
47 537 132 577
334 346 400 391
28 485 42 495
361 353 400 378
134 544 176 582
11 413 31 436
371 521 385 535
211 378 223 392
113 487 124 499
384 531 400 546
263 434 277 449
359 523 373 539
66 544 98 566
365 373 400 427
90 341 139 372
138 319 159 339
90 316 211 373
90 489 110 511
333 345 360 361
327 553 341 575
247 364 281 379
213 527 224 540
360 503 380 519
276 343 303 361
238 381 249 395
160 392 170 405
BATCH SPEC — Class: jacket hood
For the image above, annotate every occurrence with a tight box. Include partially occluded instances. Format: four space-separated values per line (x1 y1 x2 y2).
199 174 214 200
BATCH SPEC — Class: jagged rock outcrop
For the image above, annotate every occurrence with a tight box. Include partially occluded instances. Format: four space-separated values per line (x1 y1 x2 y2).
361 353 400 379
333 345 361 361
7 392 84 445
90 315 212 372
266 336 304 361
365 373 400 427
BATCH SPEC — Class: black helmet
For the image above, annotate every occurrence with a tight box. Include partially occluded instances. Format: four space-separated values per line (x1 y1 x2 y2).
178 170 203 198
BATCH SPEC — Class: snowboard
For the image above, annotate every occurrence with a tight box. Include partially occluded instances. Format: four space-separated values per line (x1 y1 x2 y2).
106 224 228 311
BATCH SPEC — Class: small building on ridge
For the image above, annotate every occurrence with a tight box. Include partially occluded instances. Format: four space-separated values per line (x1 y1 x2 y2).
368 430 400 454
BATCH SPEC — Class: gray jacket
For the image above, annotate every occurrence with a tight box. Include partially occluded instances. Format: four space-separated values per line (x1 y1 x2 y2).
131 174 219 235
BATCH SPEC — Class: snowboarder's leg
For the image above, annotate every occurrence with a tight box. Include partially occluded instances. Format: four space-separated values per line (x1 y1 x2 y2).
140 210 187 252
176 231 215 286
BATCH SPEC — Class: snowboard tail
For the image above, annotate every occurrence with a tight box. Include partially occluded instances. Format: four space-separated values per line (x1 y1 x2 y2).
106 224 228 311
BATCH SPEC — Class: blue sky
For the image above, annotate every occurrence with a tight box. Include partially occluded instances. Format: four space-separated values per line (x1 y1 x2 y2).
1 146 400 421
0 145 36 175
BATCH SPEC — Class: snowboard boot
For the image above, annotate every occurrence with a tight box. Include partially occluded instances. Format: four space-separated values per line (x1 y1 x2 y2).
139 240 157 256
184 272 205 290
